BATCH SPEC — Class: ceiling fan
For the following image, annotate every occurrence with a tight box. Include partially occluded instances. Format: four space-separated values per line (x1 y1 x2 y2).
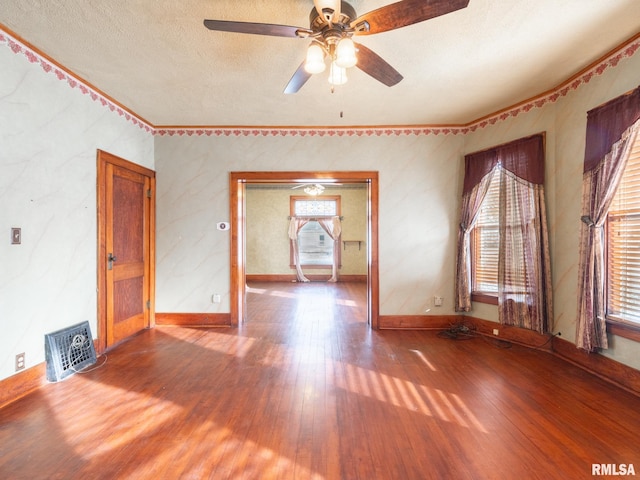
203 0 470 94
291 183 343 195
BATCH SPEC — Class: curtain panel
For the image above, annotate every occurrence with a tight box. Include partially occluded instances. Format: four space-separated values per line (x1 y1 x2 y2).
455 171 496 312
316 216 342 282
498 169 552 333
455 134 552 334
576 86 640 351
288 217 311 282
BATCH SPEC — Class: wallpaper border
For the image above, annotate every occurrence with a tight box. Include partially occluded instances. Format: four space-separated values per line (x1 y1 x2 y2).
1 27 638 138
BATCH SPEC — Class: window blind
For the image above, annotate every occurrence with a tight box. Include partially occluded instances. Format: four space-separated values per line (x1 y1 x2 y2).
607 131 640 323
472 170 500 293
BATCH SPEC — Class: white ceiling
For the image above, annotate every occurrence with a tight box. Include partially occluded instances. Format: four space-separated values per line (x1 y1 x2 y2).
1 0 639 127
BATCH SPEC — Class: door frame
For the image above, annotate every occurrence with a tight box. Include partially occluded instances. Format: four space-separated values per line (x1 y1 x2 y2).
97 150 156 353
230 171 379 328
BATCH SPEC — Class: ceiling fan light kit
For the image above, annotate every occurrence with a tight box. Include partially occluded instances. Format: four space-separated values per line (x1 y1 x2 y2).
328 61 348 86
304 43 327 74
304 184 326 196
302 35 357 85
203 0 470 94
291 182 343 195
335 37 357 68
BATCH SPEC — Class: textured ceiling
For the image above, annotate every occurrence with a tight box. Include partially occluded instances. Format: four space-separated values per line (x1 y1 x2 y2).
1 0 639 127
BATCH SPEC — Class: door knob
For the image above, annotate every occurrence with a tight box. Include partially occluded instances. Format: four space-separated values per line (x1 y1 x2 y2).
108 253 117 270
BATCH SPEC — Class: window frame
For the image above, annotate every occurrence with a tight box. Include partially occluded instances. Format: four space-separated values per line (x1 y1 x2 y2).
289 195 342 269
470 169 500 305
604 132 640 342
470 166 533 305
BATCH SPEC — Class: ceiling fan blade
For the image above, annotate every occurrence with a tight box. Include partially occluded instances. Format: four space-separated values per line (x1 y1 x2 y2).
351 0 469 35
203 19 308 38
354 43 403 87
284 61 313 94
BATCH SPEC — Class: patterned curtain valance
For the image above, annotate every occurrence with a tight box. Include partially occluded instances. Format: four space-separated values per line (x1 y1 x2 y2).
584 85 640 173
463 134 545 194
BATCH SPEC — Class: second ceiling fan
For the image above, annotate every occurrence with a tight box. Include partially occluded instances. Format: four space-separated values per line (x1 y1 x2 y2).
204 0 469 94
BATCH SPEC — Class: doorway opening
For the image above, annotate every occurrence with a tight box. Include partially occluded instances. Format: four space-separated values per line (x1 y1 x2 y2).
230 171 379 328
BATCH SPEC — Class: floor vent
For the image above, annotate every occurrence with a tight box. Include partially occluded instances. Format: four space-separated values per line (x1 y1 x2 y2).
45 321 97 382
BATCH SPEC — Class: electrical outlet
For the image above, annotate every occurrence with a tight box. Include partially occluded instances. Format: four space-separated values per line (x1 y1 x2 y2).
15 353 25 371
493 329 499 336
434 296 443 307
212 294 221 303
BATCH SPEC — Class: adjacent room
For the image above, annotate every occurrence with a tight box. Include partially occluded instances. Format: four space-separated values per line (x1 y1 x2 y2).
1 1 640 478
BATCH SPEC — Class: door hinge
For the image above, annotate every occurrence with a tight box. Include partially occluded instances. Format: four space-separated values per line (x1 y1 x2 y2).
146 189 152 199
146 300 151 309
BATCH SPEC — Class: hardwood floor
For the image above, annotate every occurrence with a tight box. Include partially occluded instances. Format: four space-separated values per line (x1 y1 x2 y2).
1 281 639 479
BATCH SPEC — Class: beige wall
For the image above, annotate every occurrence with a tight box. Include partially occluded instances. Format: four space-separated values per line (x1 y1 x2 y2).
154 132 464 316
0 41 154 380
2 27 640 383
246 186 367 276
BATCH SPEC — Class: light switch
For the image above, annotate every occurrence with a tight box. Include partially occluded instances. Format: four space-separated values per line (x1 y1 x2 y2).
11 228 21 245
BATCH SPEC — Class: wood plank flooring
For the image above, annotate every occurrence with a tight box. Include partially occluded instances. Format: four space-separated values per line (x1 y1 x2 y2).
1 281 639 479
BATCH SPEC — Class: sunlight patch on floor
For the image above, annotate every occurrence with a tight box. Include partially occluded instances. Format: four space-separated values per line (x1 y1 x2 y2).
159 422 324 480
162 328 255 358
56 379 326 478
256 342 288 368
57 380 182 459
335 298 358 307
247 284 360 308
337 362 488 432
246 286 268 294
246 285 302 299
409 349 437 371
269 289 298 299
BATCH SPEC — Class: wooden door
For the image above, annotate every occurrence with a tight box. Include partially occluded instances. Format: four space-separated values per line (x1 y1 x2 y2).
98 150 155 350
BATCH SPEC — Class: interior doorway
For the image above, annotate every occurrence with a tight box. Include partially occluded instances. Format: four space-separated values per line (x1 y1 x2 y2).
229 171 379 328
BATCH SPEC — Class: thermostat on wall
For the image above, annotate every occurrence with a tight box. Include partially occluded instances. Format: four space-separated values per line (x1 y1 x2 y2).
217 222 230 231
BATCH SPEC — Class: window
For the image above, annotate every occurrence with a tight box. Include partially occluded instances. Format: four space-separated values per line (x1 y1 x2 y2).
470 166 531 304
457 133 549 332
472 169 500 295
606 132 640 326
294 198 337 217
290 196 341 267
297 222 333 266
